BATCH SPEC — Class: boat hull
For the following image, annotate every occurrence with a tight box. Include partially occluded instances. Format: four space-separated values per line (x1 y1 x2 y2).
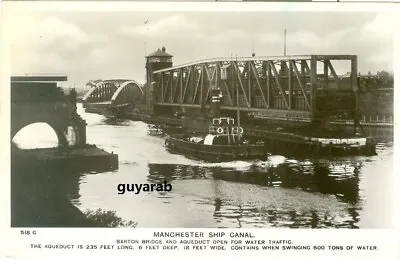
165 135 266 162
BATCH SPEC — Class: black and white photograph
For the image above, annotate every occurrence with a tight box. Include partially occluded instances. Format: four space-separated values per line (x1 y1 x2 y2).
5 3 396 232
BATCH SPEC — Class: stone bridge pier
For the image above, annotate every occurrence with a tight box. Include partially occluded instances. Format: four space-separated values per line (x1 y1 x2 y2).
11 76 86 147
11 76 119 228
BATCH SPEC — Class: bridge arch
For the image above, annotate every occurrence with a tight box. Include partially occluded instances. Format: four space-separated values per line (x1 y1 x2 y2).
110 80 144 107
12 121 70 148
82 81 118 103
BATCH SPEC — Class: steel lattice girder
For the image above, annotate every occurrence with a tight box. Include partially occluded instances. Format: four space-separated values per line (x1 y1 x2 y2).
82 79 144 107
152 55 358 121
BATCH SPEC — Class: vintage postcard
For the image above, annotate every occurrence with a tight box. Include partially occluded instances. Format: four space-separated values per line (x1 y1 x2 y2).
0 1 399 258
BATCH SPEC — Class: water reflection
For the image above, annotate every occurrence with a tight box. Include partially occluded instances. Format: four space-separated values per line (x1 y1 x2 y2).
72 104 392 228
210 203 360 228
147 159 362 228
148 164 209 182
330 124 393 143
148 159 361 202
363 127 393 143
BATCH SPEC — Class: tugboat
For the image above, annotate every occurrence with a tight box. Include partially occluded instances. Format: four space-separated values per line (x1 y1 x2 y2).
164 117 266 162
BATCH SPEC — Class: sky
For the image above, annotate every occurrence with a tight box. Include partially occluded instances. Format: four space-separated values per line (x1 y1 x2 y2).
6 6 396 88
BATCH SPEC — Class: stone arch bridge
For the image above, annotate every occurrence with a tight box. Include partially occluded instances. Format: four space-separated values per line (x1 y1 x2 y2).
82 79 145 115
11 76 86 147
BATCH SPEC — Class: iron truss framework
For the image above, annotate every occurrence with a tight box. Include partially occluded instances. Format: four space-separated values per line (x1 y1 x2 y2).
152 55 358 122
82 79 144 107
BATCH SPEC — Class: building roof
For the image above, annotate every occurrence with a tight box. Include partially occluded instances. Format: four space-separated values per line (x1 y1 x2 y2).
146 47 173 58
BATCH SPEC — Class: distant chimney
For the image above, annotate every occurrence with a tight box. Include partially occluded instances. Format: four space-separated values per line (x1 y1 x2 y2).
162 46 166 52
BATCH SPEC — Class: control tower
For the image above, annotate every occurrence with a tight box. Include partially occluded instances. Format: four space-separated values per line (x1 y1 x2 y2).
145 46 173 85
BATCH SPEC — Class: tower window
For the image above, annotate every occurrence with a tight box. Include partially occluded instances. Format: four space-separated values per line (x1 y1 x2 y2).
148 57 161 63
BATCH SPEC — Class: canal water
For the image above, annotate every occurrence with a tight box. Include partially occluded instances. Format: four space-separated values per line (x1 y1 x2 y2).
13 104 394 228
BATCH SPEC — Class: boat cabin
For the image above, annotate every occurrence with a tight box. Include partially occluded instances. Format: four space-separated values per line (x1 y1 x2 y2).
209 117 243 136
203 134 248 146
179 116 263 146
203 116 245 145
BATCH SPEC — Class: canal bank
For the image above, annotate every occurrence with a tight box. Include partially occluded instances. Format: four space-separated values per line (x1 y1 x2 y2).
19 144 119 172
11 148 92 227
11 144 134 227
